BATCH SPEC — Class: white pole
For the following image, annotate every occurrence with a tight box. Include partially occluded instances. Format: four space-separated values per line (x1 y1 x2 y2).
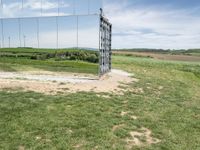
73 0 76 15
22 0 23 11
37 18 39 48
56 17 58 49
8 36 10 48
1 19 4 48
58 0 60 16
18 18 22 47
23 35 26 47
1 0 3 18
88 0 90 14
41 0 43 16
76 16 78 49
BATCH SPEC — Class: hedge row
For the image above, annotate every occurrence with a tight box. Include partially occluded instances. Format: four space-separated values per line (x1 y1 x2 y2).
0 50 99 63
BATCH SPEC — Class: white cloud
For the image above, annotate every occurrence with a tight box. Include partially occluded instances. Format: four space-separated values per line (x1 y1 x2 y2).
24 0 69 10
1 0 70 17
104 0 200 49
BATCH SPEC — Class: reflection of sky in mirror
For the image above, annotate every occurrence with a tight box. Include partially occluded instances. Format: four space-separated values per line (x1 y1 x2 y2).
0 0 101 49
0 0 102 18
1 15 99 49
103 0 200 49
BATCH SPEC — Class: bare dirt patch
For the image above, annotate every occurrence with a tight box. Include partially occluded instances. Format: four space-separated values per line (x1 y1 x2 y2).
96 94 111 99
73 142 86 149
158 86 164 90
123 100 128 104
121 111 129 117
112 124 125 132
120 111 138 120
128 88 144 94
130 115 138 120
125 127 161 149
18 146 25 150
0 69 137 95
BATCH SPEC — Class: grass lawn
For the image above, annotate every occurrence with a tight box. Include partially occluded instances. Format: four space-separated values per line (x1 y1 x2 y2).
0 57 98 74
0 55 200 149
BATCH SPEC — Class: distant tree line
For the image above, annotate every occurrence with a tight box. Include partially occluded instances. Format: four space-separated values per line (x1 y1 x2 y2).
0 48 99 63
113 48 200 54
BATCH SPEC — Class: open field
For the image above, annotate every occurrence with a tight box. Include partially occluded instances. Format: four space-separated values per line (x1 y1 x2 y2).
113 50 200 62
0 53 200 149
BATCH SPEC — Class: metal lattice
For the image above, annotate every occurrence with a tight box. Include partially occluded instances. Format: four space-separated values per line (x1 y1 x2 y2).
99 10 112 76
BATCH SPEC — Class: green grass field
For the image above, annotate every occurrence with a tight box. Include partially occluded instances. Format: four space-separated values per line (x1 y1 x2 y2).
0 54 200 149
0 48 99 74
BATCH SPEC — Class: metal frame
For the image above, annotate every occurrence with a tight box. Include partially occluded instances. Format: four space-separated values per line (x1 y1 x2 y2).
99 10 112 76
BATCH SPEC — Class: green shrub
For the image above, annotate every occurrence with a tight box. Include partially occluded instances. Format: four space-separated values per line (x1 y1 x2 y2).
0 48 99 63
86 54 98 63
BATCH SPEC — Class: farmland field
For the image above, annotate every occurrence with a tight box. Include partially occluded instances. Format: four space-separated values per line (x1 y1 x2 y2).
0 50 200 149
113 50 200 62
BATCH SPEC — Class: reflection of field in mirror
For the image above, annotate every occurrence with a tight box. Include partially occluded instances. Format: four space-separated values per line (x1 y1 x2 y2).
0 13 100 75
0 48 99 75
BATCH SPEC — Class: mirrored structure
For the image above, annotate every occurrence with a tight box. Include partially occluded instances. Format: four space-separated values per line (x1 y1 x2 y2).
0 0 112 76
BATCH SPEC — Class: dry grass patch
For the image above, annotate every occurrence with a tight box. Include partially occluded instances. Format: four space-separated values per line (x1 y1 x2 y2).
130 115 138 120
18 146 25 150
112 124 125 132
125 127 161 149
120 111 129 117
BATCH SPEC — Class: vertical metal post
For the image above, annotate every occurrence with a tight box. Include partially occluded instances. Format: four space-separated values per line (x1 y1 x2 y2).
76 15 78 49
41 0 43 16
8 36 10 48
1 0 3 17
58 0 60 16
18 18 22 47
18 0 24 47
73 0 76 15
99 17 101 76
88 0 90 14
1 0 2 9
1 19 4 48
23 35 26 47
109 24 112 70
22 0 24 11
99 9 102 76
56 16 58 49
37 18 39 48
57 0 59 50
0 0 3 48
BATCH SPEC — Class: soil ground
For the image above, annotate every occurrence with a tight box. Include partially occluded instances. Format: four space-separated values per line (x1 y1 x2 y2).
0 69 137 95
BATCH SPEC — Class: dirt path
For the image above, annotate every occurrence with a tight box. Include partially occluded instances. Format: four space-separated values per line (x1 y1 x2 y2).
0 71 96 84
0 69 137 95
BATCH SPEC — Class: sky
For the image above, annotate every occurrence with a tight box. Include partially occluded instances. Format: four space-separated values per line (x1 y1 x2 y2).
0 0 101 49
103 0 200 49
0 0 200 49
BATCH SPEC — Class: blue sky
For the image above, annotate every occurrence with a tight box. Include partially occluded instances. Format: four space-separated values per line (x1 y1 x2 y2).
0 0 102 17
0 0 101 48
103 0 200 49
0 0 200 49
